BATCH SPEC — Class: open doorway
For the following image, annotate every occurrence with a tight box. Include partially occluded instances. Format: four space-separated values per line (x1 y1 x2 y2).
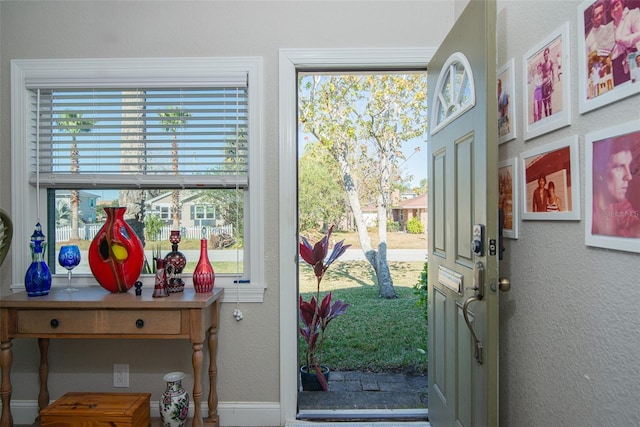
295 71 428 421
278 48 436 424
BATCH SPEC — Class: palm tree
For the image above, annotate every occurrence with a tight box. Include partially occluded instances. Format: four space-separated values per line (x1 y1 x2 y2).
159 107 191 230
56 113 94 240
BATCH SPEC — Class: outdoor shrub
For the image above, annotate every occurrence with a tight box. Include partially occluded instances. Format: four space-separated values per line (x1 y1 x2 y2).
144 214 163 241
387 220 400 232
413 260 428 320
406 217 424 234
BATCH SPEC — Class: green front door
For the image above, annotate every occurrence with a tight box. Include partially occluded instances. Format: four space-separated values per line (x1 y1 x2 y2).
427 1 500 426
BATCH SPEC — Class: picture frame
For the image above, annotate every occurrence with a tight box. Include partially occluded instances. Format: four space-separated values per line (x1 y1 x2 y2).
577 0 640 114
521 135 581 220
498 58 516 144
499 158 519 239
585 120 640 253
522 22 571 140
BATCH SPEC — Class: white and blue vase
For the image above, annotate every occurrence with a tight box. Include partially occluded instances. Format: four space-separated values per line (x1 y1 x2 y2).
24 223 51 296
159 371 189 427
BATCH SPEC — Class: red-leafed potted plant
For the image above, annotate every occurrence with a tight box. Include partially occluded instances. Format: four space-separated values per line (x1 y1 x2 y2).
299 225 351 391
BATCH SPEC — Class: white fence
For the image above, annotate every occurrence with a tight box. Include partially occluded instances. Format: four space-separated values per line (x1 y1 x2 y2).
56 224 233 242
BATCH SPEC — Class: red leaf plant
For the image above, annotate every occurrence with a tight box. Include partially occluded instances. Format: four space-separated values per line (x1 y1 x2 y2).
299 225 351 391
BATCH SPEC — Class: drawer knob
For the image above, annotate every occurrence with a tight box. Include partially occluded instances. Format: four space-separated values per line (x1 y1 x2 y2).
135 319 144 328
50 319 59 328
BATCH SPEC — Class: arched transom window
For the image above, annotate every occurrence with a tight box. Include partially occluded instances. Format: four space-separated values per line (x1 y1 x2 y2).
430 52 475 135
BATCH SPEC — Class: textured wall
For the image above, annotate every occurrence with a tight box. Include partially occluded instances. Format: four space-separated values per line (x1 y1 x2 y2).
497 1 640 426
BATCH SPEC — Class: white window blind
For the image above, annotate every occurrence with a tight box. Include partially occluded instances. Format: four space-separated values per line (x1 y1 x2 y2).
30 84 248 189
12 58 266 301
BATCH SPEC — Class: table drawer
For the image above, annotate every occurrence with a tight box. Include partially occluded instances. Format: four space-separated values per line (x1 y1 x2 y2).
16 310 182 335
18 310 99 334
102 310 182 334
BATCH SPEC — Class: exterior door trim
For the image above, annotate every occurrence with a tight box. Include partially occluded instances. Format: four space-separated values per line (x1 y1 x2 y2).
278 47 436 424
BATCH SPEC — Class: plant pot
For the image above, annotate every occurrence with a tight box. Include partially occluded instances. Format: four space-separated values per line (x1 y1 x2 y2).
300 365 330 391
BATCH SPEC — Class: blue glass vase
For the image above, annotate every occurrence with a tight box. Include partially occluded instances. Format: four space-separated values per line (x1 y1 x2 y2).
24 223 52 297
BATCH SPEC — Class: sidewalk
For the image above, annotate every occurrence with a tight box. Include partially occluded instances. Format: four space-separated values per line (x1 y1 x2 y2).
298 370 428 413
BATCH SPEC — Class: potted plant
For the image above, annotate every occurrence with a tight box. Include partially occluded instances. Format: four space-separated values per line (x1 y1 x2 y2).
298 225 351 391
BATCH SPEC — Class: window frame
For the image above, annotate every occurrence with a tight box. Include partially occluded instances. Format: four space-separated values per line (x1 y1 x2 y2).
10 57 265 302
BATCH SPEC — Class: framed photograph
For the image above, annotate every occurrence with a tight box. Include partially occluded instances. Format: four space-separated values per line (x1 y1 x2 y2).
585 120 640 253
577 0 640 114
499 158 519 239
498 59 516 144
522 22 571 140
521 135 581 220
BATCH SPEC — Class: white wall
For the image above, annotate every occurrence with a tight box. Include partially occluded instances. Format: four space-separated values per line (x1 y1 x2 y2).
497 1 640 426
0 1 454 425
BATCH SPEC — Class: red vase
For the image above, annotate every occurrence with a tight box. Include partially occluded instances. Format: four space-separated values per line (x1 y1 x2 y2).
88 207 145 293
193 239 214 293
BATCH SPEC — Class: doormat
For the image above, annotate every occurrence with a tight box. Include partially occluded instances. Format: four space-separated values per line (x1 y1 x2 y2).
285 423 430 427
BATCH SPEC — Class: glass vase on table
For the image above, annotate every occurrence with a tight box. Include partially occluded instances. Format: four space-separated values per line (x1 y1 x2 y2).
58 245 81 292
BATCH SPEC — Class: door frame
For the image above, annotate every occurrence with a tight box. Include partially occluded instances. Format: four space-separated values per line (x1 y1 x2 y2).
278 47 436 424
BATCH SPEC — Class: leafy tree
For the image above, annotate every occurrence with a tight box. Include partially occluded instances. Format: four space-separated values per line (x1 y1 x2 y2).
417 178 428 195
298 144 345 232
299 73 428 298
56 112 95 240
159 107 191 230
199 189 244 239
198 128 248 241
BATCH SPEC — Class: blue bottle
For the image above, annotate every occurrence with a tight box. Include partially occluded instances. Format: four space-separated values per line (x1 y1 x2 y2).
24 223 52 296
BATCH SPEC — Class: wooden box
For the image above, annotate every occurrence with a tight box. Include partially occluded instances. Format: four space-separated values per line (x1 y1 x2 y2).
40 392 151 427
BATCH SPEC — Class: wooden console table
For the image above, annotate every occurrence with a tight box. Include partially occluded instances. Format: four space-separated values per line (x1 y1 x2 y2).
0 286 223 427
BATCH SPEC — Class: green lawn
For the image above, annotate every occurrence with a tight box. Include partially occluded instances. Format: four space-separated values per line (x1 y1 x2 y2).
299 260 428 374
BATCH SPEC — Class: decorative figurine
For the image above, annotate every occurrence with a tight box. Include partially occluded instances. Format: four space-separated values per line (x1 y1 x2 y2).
164 230 186 293
134 280 143 296
152 258 169 298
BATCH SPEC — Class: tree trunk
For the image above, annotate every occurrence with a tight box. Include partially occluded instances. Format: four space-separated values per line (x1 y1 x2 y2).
70 190 80 241
171 189 180 230
336 155 396 298
376 203 396 299
70 139 80 240
171 136 180 230
120 90 147 246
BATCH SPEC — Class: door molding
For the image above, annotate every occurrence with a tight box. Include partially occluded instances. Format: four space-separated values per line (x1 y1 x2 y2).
278 47 436 424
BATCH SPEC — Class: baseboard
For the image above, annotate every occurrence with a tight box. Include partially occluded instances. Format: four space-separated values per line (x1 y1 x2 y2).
3 399 282 426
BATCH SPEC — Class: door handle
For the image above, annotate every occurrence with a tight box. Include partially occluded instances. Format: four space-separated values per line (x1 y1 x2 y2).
463 261 484 364
463 296 483 364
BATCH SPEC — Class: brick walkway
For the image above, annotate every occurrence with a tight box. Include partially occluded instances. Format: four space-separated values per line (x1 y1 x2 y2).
298 371 428 412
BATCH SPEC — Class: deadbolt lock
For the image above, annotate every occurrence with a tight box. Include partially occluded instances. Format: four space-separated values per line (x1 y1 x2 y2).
472 224 484 256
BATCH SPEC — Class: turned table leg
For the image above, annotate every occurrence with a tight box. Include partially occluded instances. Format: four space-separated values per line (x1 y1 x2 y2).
0 340 13 427
38 338 50 413
207 300 220 426
192 341 204 427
